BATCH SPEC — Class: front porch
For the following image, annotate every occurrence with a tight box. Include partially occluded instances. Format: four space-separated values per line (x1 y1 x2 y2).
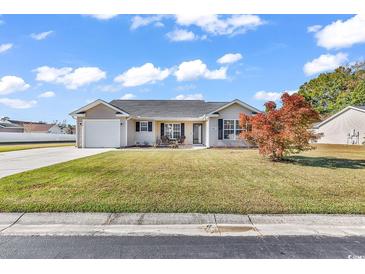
156 121 206 146
131 119 207 147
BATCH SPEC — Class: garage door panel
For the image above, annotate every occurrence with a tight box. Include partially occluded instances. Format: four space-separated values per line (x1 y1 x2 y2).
84 120 120 148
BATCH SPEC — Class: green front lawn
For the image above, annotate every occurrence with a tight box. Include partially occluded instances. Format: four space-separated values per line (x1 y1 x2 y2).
0 145 364 213
0 142 75 153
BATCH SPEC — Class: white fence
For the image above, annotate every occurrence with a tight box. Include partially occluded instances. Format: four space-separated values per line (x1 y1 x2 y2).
0 132 76 143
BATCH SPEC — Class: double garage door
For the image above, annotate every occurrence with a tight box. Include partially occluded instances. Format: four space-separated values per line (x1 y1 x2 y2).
83 119 120 148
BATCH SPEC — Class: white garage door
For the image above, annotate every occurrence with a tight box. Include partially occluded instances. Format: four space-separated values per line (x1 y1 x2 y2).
84 119 120 148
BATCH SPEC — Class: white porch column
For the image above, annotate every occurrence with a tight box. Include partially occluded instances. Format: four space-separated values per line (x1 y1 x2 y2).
124 118 128 147
205 118 210 147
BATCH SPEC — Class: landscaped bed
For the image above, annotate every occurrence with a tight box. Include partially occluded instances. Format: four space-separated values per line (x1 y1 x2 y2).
0 144 364 213
0 143 75 153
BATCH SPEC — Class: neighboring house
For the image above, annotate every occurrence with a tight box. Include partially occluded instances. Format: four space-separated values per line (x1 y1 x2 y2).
22 123 62 134
8 119 63 134
70 99 261 148
313 105 365 145
0 117 24 133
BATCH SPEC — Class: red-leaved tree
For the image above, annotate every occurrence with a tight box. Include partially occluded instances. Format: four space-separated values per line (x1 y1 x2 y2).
239 92 320 161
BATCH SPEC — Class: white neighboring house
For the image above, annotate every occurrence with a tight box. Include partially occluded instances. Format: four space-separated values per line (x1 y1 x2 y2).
69 99 261 148
313 105 365 145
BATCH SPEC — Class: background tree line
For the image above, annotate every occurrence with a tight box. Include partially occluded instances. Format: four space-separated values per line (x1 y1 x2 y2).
298 61 365 117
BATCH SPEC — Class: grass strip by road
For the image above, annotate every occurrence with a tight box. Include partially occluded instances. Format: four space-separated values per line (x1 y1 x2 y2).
0 143 75 153
0 144 364 214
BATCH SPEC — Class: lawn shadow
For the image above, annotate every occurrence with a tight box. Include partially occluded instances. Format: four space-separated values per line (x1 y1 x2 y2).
287 156 365 169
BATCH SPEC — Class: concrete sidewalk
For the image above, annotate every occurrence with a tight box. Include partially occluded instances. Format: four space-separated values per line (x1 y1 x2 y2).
1 213 364 237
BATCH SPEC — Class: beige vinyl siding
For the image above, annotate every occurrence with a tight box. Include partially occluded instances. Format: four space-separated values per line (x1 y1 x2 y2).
209 102 253 147
76 103 127 148
314 108 365 144
85 103 117 119
125 120 206 146
128 119 160 146
127 119 135 146
155 121 202 145
134 120 155 146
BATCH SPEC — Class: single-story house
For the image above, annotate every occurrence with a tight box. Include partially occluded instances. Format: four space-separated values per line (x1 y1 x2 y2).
70 99 261 148
313 105 365 145
23 123 62 134
0 118 24 133
8 119 63 134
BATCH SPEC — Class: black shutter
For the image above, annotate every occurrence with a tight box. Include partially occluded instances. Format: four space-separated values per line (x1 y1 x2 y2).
160 123 164 136
181 123 185 137
218 119 223 140
136 121 140 132
148 121 153 132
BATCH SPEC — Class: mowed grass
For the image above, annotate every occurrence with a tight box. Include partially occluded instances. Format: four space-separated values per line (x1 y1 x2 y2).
0 142 75 153
0 144 364 213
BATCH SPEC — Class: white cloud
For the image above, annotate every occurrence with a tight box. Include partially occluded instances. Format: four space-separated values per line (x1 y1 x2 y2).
154 22 165 28
34 66 72 82
88 15 118 20
314 15 365 49
0 98 37 109
175 14 265 36
175 84 196 91
130 15 264 39
62 67 106 89
98 84 122 93
0 43 13 54
34 66 106 89
254 91 283 101
120 93 136 100
303 52 348 76
30 31 53 40
0 76 30 95
38 91 55 98
174 59 227 81
114 63 170 87
307 25 322 33
174 93 204 100
286 90 298 95
217 53 242 64
166 29 197 42
254 90 297 101
130 15 166 30
204 67 227 80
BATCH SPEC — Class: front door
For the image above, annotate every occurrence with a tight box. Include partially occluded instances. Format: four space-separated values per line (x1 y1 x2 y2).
193 123 202 144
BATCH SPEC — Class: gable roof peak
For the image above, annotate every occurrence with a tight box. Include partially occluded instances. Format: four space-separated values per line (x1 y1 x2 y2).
314 105 365 128
69 99 130 117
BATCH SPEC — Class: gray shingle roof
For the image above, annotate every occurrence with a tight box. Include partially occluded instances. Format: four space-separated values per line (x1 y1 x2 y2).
355 105 365 110
109 100 228 118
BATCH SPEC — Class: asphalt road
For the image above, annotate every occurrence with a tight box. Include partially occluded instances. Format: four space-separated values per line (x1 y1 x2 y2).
1 236 365 259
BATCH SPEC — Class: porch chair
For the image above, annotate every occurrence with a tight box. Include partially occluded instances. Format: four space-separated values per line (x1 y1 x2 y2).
161 135 170 145
178 136 186 145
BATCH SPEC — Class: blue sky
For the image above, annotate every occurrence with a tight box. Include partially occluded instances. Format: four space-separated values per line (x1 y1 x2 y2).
0 14 364 124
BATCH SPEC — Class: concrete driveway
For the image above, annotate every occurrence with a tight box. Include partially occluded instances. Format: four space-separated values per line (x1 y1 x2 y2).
0 147 112 178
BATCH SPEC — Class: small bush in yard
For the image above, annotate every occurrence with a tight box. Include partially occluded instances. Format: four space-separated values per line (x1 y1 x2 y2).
239 92 320 161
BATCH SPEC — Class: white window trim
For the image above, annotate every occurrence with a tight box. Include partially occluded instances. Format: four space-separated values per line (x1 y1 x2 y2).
164 123 181 139
223 119 243 140
139 121 148 132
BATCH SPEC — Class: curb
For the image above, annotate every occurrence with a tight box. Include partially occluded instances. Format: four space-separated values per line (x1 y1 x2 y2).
1 213 364 237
